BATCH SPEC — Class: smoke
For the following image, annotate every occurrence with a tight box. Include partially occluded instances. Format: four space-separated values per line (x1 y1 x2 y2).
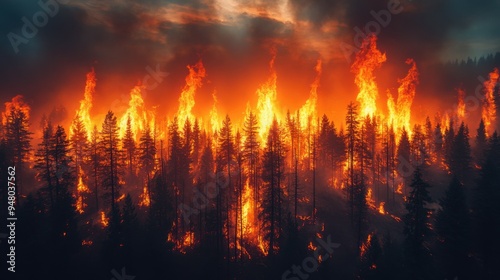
0 0 499 128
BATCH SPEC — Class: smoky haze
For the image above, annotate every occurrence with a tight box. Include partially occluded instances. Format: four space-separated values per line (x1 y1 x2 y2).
0 0 499 128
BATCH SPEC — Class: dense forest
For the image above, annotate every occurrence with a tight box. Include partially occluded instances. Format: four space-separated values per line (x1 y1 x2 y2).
1 67 500 279
1 35 500 280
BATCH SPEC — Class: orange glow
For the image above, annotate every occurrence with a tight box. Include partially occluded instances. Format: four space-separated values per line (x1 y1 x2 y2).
482 68 499 136
209 91 221 134
256 54 279 143
457 87 465 120
169 231 195 254
351 35 386 118
366 188 376 209
378 202 386 215
71 68 96 140
118 84 156 140
240 178 269 255
117 194 126 202
75 172 90 214
242 179 255 237
1 95 31 126
257 234 269 256
298 59 322 131
177 60 206 128
138 186 151 207
100 211 109 227
387 59 418 139
395 183 403 195
360 233 373 257
81 240 93 246
308 241 318 251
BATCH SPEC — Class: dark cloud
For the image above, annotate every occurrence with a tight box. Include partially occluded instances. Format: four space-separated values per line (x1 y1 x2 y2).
0 0 499 127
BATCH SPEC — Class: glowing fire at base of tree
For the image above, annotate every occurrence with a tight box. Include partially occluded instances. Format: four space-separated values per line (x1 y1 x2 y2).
360 233 373 257
75 173 90 214
100 211 109 227
138 186 150 207
378 202 386 215
168 231 195 254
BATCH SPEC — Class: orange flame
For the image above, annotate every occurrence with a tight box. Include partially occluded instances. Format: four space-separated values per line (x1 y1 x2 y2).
169 231 195 254
75 172 90 214
209 91 221 134
81 240 93 246
2 95 31 126
117 194 126 202
366 188 376 209
242 178 257 237
387 59 418 139
138 186 150 207
482 68 499 136
177 60 206 128
457 87 465 120
395 182 403 194
100 211 109 227
298 59 322 131
118 85 155 140
360 233 373 257
378 202 386 215
256 54 279 143
72 68 96 140
351 35 386 118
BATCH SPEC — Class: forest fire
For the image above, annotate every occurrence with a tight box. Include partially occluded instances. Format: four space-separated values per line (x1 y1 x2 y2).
387 59 419 139
168 231 195 254
1 94 30 125
256 54 279 143
378 202 386 215
118 85 156 141
351 35 386 118
2 1 499 276
360 233 373 257
138 186 150 207
457 87 466 120
482 68 499 135
70 68 96 140
177 60 206 129
75 173 90 214
100 211 109 227
297 59 321 132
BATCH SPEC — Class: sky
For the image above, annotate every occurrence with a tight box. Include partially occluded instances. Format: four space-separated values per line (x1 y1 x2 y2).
1 0 499 128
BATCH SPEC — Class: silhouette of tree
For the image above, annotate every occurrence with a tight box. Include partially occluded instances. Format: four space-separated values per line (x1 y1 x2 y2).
435 176 470 279
139 126 156 208
260 119 287 256
4 105 32 201
99 111 122 214
403 167 432 279
122 115 137 177
449 122 472 181
474 132 500 277
346 102 360 223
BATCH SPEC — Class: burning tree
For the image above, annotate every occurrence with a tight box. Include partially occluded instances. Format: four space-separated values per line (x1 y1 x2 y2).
260 119 287 256
99 111 123 214
3 95 32 201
